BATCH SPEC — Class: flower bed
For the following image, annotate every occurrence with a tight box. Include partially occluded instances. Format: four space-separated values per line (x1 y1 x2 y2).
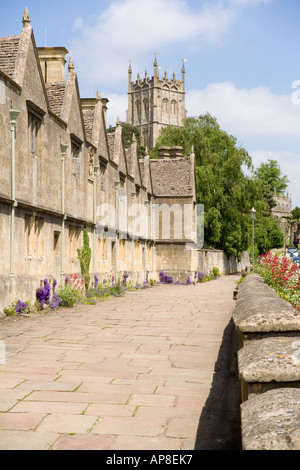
3 268 220 317
255 251 300 312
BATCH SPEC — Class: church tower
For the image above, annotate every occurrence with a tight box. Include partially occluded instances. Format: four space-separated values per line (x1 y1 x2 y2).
126 58 187 150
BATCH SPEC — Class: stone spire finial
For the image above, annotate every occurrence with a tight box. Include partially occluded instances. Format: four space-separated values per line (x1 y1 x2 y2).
153 56 160 81
96 90 101 100
22 7 31 26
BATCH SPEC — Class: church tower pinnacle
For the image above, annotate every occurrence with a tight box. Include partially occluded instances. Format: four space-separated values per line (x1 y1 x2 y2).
126 57 187 151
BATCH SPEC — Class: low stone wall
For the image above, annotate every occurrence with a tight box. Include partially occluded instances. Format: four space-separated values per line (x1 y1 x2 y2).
197 249 250 276
232 273 300 450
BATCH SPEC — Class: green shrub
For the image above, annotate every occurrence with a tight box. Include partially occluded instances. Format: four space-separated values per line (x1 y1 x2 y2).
77 227 91 293
212 267 220 277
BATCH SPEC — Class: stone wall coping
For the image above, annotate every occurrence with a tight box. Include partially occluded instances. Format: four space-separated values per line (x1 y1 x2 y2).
238 336 300 383
241 388 300 450
233 274 300 333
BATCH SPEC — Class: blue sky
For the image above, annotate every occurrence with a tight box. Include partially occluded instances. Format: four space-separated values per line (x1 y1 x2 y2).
1 0 300 207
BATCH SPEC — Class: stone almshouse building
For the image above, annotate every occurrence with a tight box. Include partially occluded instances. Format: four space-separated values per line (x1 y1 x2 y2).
0 9 201 311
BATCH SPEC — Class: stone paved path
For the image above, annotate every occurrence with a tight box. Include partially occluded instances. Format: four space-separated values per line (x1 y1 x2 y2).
0 274 242 450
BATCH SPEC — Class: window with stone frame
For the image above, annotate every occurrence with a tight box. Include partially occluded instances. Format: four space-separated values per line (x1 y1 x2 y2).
136 100 141 123
25 215 44 258
53 231 61 255
100 163 106 192
28 111 42 156
144 98 149 121
27 101 45 157
119 239 126 262
99 237 108 261
71 135 83 176
69 225 81 259
171 99 177 114
162 98 168 113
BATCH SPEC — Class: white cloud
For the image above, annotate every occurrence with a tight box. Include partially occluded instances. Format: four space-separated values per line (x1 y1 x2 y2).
70 0 265 88
105 93 128 127
186 82 300 138
228 0 272 6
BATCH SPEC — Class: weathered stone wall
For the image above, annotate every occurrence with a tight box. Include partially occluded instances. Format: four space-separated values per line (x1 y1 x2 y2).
197 249 250 276
233 274 300 450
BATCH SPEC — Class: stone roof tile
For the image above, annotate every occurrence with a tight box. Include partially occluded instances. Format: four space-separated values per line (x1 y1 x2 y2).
0 35 20 80
82 108 95 143
107 132 115 160
45 82 66 118
150 157 193 197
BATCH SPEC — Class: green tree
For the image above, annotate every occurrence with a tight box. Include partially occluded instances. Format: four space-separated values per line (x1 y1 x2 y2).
253 159 289 196
108 122 146 156
152 114 284 258
77 227 91 293
292 206 300 220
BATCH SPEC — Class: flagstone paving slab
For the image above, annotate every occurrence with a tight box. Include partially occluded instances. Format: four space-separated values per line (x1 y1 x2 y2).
0 274 241 450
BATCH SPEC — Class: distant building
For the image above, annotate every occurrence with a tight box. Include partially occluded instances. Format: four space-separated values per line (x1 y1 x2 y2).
126 58 187 150
271 190 292 245
271 190 292 220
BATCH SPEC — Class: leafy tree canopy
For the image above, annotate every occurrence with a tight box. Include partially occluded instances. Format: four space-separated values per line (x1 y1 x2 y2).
151 114 285 258
253 159 289 196
108 122 146 156
292 206 300 220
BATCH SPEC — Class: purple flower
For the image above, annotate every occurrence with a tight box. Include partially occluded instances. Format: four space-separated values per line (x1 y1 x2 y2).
36 279 51 306
14 300 28 315
94 275 99 287
122 272 129 286
49 292 62 309
159 271 174 284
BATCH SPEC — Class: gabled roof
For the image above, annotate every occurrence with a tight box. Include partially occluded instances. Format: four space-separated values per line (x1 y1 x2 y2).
0 35 20 80
139 155 153 194
125 145 142 187
107 132 116 161
45 82 66 118
107 127 128 176
150 157 194 197
82 107 95 143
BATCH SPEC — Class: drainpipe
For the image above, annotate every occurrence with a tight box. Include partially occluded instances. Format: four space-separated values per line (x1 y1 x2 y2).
60 143 68 281
131 192 136 275
151 203 156 277
144 200 149 282
93 162 100 276
9 110 20 300
114 181 120 281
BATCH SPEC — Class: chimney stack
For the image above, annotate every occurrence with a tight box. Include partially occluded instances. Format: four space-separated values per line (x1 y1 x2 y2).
37 47 69 83
158 147 171 159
